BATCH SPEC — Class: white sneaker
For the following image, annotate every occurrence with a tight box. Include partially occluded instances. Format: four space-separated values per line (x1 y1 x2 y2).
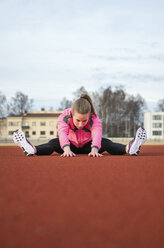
13 129 36 156
128 127 147 155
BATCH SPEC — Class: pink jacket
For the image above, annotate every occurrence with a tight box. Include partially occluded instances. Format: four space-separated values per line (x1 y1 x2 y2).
57 108 102 150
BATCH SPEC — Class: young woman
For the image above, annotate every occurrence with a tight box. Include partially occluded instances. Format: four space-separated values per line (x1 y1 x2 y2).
13 94 147 157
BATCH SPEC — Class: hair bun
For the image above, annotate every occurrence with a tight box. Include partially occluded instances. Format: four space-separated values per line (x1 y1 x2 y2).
80 94 87 98
72 93 96 116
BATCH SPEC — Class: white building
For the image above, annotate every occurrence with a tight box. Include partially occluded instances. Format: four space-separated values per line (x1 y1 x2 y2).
144 111 164 140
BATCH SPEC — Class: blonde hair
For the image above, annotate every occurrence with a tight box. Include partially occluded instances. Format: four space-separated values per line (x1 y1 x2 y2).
72 94 96 116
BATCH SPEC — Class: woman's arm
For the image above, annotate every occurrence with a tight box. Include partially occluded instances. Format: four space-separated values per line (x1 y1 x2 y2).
91 116 102 150
88 116 103 157
57 109 75 157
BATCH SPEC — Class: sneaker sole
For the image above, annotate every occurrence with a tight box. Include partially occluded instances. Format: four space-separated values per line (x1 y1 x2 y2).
129 128 147 155
13 129 35 156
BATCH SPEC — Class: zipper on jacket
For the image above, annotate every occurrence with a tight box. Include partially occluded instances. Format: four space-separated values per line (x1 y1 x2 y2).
78 130 81 147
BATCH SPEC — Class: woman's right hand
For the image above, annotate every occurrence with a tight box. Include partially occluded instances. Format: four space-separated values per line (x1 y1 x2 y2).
61 146 76 157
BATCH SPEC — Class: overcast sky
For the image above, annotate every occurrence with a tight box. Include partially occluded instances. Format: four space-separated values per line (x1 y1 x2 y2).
0 0 164 111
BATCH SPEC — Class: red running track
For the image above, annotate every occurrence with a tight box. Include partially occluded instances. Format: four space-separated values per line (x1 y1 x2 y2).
0 145 164 248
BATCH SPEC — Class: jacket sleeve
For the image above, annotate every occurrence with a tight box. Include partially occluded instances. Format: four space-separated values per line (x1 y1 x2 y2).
57 110 70 149
91 116 102 150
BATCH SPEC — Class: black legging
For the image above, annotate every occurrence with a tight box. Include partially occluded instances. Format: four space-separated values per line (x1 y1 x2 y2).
36 138 126 156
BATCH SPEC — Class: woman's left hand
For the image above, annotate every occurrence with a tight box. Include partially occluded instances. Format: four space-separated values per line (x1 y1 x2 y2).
88 147 103 157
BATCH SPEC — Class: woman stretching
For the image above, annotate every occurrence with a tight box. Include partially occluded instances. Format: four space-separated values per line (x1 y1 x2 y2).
13 94 147 157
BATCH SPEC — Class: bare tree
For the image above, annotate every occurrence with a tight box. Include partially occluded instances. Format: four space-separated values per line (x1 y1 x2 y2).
157 98 164 111
98 87 113 136
0 91 7 117
113 87 126 137
96 86 145 137
91 90 101 114
124 94 145 136
58 97 72 110
58 86 89 110
73 86 88 100
8 91 34 116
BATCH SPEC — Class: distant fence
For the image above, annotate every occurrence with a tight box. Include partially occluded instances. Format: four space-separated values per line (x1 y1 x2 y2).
0 138 50 145
109 137 164 145
1 138 164 146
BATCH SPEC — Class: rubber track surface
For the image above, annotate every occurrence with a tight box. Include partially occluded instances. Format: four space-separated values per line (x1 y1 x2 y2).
0 146 164 248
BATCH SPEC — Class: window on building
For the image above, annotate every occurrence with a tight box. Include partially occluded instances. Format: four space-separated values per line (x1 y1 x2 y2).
8 122 21 126
49 121 54 126
32 122 36 126
24 122 29 126
40 122 46 126
152 123 162 128
32 131 36 135
40 131 46 135
8 131 14 135
25 131 29 137
152 131 162 136
50 131 54 135
152 115 162 120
